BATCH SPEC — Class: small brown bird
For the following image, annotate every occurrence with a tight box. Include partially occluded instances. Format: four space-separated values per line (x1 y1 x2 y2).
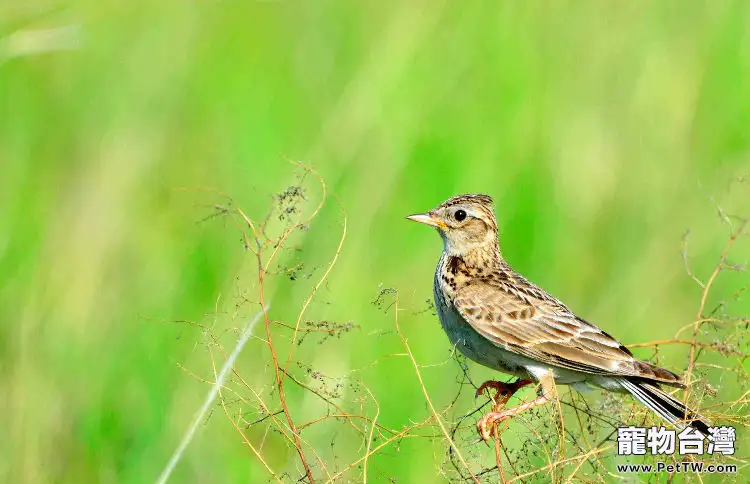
407 194 709 440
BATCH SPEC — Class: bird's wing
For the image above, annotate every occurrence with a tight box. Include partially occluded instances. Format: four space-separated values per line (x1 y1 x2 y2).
452 272 681 384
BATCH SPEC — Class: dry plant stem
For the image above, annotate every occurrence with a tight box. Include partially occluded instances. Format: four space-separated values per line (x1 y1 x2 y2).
683 219 747 403
298 414 379 432
228 165 327 483
173 317 304 452
261 162 327 276
282 200 347 375
208 344 284 484
513 409 557 473
361 384 381 484
156 307 272 484
508 444 614 483
499 443 520 482
552 380 566 473
627 338 746 356
279 368 391 439
393 294 481 484
237 213 314 480
323 411 448 484
563 447 600 484
565 397 609 480
255 258 314 483
493 427 506 484
195 327 302 447
569 393 593 452
177 362 297 447
490 396 506 484
477 380 531 484
218 398 282 484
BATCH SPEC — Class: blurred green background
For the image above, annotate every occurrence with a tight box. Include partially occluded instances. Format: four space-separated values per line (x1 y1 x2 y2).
2 1 750 482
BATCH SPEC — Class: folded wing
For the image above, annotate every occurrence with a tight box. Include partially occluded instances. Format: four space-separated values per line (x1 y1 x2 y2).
452 272 682 386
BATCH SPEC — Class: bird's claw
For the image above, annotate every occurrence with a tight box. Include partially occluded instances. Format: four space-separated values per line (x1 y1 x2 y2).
475 379 532 405
477 411 510 441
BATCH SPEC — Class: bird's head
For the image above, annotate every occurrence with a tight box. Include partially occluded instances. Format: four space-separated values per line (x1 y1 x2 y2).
407 194 499 256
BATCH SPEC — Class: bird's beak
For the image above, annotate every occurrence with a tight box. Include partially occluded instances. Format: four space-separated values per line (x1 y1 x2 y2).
406 212 446 228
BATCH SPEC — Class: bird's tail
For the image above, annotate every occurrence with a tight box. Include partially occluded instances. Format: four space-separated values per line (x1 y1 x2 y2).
618 378 710 435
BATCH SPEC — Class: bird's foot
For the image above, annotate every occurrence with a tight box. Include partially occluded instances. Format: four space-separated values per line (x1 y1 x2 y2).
477 411 512 441
475 378 532 409
476 389 552 441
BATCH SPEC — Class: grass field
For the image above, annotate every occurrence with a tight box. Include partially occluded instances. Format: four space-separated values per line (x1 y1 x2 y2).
2 1 750 482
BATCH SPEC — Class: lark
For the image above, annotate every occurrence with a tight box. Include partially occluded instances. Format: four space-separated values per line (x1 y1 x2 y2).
407 194 709 440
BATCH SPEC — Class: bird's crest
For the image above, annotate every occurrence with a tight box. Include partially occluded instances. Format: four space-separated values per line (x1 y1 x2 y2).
439 193 494 209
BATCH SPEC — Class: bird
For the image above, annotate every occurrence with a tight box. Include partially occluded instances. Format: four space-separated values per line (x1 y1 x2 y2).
407 193 710 441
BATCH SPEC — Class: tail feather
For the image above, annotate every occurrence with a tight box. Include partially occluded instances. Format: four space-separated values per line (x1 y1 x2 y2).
618 378 710 435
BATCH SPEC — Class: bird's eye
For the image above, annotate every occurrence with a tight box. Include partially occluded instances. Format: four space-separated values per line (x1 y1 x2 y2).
454 209 467 221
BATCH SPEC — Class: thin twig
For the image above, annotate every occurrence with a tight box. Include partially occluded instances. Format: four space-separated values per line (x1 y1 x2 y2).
156 306 270 484
393 292 481 484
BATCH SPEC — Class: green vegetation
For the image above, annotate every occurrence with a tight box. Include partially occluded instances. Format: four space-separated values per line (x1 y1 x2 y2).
2 2 749 482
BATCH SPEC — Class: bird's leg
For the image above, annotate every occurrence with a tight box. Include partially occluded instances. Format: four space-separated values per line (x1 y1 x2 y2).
475 378 532 409
477 373 556 441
